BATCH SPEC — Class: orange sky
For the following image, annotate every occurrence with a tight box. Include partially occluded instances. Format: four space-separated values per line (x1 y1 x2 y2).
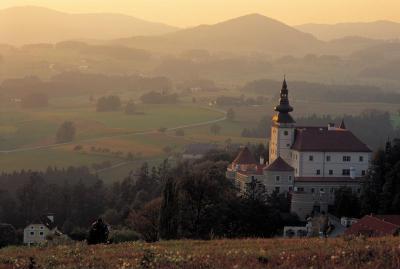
1 0 400 27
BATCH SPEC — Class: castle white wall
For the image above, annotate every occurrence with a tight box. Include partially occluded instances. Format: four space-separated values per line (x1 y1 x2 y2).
261 170 294 194
290 151 370 178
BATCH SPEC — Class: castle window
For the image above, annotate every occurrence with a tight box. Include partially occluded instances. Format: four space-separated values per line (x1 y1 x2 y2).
362 170 366 176
329 170 333 175
311 188 315 193
30 231 34 235
309 155 314 161
40 232 44 236
316 169 321 175
289 187 293 191
320 188 325 193
288 176 292 182
326 155 331 162
297 187 304 192
275 176 280 182
286 144 290 147
343 156 351 162
330 188 335 193
342 169 350 175
359 156 364 162
275 187 280 192
284 131 289 136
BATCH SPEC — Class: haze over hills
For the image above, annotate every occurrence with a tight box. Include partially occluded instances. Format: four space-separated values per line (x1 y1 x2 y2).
113 13 324 55
296 21 400 41
0 6 179 45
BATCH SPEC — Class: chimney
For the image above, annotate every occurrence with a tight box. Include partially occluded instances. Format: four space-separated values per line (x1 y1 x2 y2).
47 213 55 223
328 123 335 131
260 156 264 165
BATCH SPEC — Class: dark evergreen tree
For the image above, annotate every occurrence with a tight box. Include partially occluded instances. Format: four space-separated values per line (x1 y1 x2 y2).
159 177 179 240
56 121 76 143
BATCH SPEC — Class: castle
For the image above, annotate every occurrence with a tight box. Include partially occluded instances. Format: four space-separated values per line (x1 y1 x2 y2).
226 78 372 220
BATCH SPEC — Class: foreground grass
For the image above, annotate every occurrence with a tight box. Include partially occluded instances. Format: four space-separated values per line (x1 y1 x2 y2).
1 237 400 269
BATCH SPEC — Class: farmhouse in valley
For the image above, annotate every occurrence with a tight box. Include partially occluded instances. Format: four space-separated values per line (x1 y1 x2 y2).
23 214 58 245
227 78 372 220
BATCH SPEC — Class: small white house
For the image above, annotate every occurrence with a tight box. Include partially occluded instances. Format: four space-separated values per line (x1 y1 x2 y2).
341 217 358 227
23 214 57 246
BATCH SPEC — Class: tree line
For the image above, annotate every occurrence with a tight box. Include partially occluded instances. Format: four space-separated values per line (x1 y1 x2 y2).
1 138 399 246
241 110 399 150
0 146 295 245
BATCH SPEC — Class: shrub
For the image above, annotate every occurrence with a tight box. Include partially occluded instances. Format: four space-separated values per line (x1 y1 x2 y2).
68 227 88 241
74 145 83 151
125 101 137 115
96 95 121 112
0 223 17 248
56 121 76 143
109 229 140 243
158 127 167 133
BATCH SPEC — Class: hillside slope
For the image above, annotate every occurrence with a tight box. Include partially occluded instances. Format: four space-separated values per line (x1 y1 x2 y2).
296 21 400 41
114 14 324 55
0 6 179 45
1 237 399 268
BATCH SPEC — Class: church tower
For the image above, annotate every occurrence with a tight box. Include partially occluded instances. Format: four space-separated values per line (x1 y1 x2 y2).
269 77 296 164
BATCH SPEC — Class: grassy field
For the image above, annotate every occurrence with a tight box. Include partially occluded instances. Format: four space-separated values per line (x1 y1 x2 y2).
1 237 399 269
1 93 398 182
0 103 226 179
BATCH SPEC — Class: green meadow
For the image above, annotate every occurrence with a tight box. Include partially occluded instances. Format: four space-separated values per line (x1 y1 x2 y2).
0 100 252 182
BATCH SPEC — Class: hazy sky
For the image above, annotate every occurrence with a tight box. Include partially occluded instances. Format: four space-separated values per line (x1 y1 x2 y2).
1 0 400 27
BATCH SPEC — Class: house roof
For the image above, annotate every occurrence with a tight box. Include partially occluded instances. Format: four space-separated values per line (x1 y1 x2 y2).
265 157 294 172
183 143 217 155
26 215 56 230
236 165 265 176
291 127 371 152
345 215 400 237
232 147 257 165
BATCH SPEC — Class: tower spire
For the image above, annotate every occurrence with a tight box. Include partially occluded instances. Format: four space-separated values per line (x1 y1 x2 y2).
274 76 293 113
283 74 287 89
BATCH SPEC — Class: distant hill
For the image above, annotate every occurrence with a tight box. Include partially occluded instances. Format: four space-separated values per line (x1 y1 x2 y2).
0 6 179 45
114 14 324 55
296 21 400 41
324 36 385 55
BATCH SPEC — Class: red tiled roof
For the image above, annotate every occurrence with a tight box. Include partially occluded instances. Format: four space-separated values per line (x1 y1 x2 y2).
374 215 400 226
291 127 371 152
345 215 400 237
232 147 257 165
265 157 294 172
234 164 266 176
295 177 362 183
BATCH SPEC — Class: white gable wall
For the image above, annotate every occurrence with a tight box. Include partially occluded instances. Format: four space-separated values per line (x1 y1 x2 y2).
290 151 370 178
23 224 50 245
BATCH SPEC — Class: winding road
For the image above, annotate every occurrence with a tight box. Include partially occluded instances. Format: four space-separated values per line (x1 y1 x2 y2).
0 106 227 154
